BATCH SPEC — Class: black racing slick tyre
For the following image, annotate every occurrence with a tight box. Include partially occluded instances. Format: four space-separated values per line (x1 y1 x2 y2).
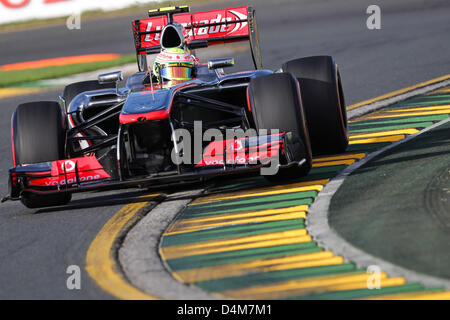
11 101 71 208
247 73 312 181
282 56 348 155
62 80 115 110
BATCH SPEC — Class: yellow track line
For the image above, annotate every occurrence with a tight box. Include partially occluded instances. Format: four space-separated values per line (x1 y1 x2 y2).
384 105 450 112
176 257 344 284
166 211 307 235
162 229 307 255
85 200 158 300
427 88 450 95
0 53 121 71
220 272 389 299
0 87 42 99
346 73 450 111
349 134 406 145
350 128 418 139
191 180 328 205
356 109 450 121
175 205 308 225
166 228 307 251
160 234 312 260
173 251 335 283
312 159 355 167
350 107 450 122
223 277 406 300
166 206 308 234
312 153 366 163
331 277 405 292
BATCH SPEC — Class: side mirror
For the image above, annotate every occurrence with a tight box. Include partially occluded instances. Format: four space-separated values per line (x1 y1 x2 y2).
208 58 235 70
98 71 123 84
188 39 208 50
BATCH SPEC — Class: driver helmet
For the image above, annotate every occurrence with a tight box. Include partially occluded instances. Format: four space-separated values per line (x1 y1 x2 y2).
153 48 196 81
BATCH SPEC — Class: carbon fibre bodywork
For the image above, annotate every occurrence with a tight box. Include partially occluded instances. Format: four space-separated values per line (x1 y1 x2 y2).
4 5 310 204
6 65 306 201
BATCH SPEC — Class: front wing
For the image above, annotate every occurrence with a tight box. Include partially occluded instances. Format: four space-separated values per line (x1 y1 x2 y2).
5 132 305 201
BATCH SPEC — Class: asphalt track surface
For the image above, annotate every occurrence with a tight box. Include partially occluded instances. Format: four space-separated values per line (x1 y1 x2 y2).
0 0 449 299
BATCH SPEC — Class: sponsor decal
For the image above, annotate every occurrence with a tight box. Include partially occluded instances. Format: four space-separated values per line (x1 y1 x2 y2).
202 154 262 166
61 160 75 172
27 156 110 187
137 7 249 48
196 137 281 167
154 51 192 62
43 174 101 186
227 10 248 34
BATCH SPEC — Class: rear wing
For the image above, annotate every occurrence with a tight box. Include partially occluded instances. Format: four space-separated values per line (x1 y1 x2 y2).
132 5 262 72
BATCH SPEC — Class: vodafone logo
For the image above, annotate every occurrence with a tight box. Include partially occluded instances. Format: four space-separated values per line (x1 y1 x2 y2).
29 156 111 188
61 160 75 172
44 174 101 186
203 155 260 166
234 140 244 151
226 140 244 152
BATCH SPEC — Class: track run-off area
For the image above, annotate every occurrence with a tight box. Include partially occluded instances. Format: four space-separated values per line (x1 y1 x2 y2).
152 84 450 300
78 78 450 300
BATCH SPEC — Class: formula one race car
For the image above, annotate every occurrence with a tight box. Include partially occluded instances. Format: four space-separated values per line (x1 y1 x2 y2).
5 5 348 208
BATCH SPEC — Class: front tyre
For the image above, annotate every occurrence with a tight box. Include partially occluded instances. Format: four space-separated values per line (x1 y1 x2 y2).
12 101 71 208
247 73 312 181
283 56 348 155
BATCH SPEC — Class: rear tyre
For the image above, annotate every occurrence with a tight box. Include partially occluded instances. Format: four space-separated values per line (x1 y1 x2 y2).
283 56 348 155
12 101 71 208
247 73 312 181
62 80 115 110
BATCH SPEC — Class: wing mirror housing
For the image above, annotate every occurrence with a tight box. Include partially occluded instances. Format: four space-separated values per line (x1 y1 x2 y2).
208 58 235 80
207 58 235 70
98 71 123 94
98 71 123 84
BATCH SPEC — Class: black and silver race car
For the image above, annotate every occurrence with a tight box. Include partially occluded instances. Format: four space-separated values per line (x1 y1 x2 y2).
5 5 348 208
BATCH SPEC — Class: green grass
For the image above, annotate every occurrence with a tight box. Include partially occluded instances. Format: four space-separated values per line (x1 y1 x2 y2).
0 54 137 88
